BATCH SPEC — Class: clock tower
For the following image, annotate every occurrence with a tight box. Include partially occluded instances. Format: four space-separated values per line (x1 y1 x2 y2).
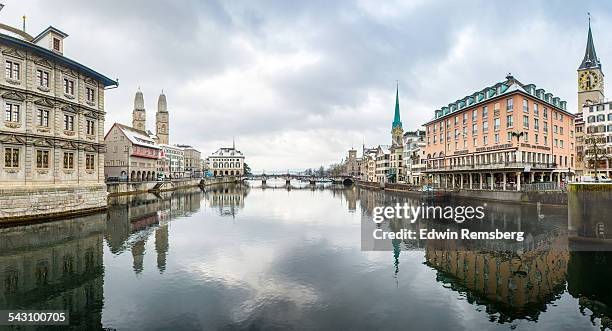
578 20 604 109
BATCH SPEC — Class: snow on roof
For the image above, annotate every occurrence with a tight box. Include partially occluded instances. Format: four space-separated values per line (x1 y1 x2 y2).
115 123 161 149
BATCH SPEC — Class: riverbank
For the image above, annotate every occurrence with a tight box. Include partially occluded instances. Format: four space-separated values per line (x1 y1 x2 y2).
0 177 238 225
355 180 568 205
106 177 239 197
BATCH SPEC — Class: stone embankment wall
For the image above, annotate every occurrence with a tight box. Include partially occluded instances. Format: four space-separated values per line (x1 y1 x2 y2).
0 184 108 223
355 180 568 205
107 177 238 196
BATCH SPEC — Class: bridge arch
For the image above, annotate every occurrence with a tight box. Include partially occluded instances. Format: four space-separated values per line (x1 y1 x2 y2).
343 178 354 186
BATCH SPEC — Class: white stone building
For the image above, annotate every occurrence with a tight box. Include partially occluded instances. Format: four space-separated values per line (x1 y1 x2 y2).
583 101 612 177
208 145 245 177
403 130 426 185
0 22 117 220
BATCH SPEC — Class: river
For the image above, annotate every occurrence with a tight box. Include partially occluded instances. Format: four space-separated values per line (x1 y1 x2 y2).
0 179 610 330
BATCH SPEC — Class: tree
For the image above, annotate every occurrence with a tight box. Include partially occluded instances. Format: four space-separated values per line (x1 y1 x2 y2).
585 133 611 180
243 163 252 176
318 166 325 177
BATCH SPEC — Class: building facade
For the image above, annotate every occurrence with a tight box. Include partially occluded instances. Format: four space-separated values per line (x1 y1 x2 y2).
208 145 245 177
403 130 426 185
0 23 117 220
176 144 201 178
582 101 612 177
104 123 161 181
374 145 390 183
159 144 185 179
423 75 576 190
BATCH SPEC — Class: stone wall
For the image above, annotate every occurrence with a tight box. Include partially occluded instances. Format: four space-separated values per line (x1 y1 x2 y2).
0 184 107 223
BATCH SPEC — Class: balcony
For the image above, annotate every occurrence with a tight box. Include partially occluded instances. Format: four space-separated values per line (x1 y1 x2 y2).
425 161 558 173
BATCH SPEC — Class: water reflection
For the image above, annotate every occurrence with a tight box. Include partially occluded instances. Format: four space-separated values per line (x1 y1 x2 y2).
0 214 105 329
0 184 611 329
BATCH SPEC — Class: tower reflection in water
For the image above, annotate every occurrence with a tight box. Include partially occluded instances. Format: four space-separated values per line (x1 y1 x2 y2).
0 213 105 329
352 186 612 328
106 187 204 274
106 184 249 275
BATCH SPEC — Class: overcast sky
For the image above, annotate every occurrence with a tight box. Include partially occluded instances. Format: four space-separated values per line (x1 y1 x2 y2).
3 0 612 171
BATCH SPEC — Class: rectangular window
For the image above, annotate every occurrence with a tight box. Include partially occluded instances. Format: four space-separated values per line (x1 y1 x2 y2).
36 69 49 87
494 118 500 131
507 132 512 141
495 133 499 144
86 87 95 102
524 133 529 142
4 148 19 168
560 140 564 148
554 138 558 147
36 150 49 169
483 136 488 145
473 137 477 146
554 125 558 134
507 98 514 111
523 115 529 128
559 114 564 122
506 115 513 128
86 154 95 170
64 114 74 131
522 99 528 113
483 121 488 132
543 108 548 119
463 113 467 125
534 104 539 116
454 116 458 126
53 38 60 51
482 106 488 118
5 60 20 79
63 78 74 95
544 136 548 145
4 103 20 122
534 118 539 131
544 122 548 133
472 123 477 135
63 152 74 169
560 127 564 134
472 110 477 121
535 134 539 144
86 120 95 135
37 109 49 127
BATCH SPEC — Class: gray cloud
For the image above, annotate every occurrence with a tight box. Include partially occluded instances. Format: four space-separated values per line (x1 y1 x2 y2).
4 0 611 170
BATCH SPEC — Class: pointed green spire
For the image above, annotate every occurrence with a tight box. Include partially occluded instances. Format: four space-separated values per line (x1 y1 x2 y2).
579 16 601 70
392 82 402 130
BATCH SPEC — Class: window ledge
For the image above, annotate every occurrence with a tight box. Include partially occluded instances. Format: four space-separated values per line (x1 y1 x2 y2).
64 130 76 136
37 86 50 92
5 169 20 173
6 78 21 85
5 122 21 128
64 93 75 100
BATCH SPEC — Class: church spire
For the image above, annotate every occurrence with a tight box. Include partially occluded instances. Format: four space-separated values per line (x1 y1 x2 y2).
392 81 402 130
579 15 601 70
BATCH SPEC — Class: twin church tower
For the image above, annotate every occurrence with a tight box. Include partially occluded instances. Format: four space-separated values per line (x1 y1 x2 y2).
132 89 170 145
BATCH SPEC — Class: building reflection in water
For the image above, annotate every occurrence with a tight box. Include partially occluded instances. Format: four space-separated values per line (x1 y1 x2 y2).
106 188 203 275
350 186 612 326
567 189 612 329
0 213 105 329
203 183 249 218
425 238 568 323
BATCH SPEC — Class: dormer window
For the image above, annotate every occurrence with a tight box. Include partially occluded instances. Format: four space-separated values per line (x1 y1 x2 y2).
53 38 60 52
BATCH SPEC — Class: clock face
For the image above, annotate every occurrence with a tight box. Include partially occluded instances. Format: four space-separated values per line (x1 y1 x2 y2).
579 70 600 91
